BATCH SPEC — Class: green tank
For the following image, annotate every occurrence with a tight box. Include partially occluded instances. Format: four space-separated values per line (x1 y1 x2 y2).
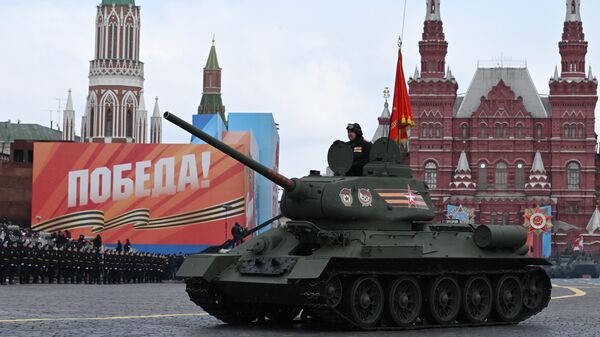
165 112 551 330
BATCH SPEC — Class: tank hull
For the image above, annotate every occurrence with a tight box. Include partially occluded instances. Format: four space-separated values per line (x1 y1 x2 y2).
178 225 552 329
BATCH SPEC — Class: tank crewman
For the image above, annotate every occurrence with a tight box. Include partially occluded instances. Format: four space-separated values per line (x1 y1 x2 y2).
345 123 372 176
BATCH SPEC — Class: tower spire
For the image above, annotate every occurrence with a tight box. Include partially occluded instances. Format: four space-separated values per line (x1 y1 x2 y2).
558 0 587 78
419 0 447 79
198 38 226 123
62 89 75 141
426 0 441 21
150 97 162 144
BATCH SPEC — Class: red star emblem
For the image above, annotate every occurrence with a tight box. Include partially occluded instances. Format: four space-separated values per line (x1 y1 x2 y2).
406 184 416 208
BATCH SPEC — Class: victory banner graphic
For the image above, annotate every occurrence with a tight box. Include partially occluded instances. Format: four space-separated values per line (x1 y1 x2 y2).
31 135 256 252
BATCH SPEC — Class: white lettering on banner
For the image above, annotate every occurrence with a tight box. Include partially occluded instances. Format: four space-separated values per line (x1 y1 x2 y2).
135 160 152 198
90 167 111 204
68 170 89 207
177 154 199 192
67 152 212 208
113 163 133 201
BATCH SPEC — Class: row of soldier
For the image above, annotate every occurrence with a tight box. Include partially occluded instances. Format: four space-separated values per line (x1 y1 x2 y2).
0 241 169 285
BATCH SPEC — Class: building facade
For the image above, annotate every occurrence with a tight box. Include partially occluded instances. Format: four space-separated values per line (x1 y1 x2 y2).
408 0 598 252
73 0 160 144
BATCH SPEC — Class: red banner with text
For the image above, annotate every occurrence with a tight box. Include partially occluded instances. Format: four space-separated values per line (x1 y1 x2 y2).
31 134 256 246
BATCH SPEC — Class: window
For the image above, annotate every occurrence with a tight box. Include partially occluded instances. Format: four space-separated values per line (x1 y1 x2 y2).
478 162 487 189
461 124 469 139
578 125 584 139
503 212 510 225
421 124 427 138
515 162 525 189
535 124 543 139
126 109 133 138
567 162 580 189
105 109 113 137
494 123 508 138
89 107 95 137
425 162 438 188
433 124 441 138
491 212 497 225
479 124 487 138
568 202 579 214
13 150 24 163
27 150 33 163
495 162 507 189
572 0 576 14
516 124 524 139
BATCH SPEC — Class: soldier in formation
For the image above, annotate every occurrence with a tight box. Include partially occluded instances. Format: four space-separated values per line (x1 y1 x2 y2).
0 239 172 285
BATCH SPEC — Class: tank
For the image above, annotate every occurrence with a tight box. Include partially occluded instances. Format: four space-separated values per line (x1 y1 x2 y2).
165 112 552 330
568 253 599 278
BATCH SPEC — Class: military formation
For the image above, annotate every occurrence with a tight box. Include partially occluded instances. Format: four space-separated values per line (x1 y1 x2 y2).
0 224 180 285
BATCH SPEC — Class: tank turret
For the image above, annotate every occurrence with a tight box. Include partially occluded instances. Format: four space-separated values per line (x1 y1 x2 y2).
164 112 434 230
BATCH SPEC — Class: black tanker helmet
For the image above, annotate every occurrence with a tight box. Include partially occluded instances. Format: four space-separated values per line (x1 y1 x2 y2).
346 123 363 138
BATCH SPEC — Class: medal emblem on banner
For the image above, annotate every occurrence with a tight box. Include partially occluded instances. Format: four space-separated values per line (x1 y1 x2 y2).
523 207 553 235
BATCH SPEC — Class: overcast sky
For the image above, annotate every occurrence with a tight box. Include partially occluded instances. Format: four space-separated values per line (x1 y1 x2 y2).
1 0 599 178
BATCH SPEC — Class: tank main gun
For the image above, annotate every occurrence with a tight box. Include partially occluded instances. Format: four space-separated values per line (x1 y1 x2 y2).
163 112 296 192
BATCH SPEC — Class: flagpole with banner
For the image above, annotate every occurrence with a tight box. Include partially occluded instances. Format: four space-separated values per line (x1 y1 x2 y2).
389 37 414 149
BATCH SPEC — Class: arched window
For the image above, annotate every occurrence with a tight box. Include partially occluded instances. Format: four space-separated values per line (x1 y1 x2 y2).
431 2 436 13
424 162 438 189
567 162 580 189
461 124 469 139
89 107 95 137
535 124 543 139
105 109 113 137
434 124 441 138
495 162 507 189
421 124 427 138
479 124 487 138
478 162 487 189
572 0 576 14
578 125 584 139
490 212 497 225
126 109 133 138
515 162 525 189
516 123 524 139
502 212 510 225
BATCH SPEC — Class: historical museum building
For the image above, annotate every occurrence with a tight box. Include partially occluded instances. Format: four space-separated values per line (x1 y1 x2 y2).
63 0 161 144
407 0 599 250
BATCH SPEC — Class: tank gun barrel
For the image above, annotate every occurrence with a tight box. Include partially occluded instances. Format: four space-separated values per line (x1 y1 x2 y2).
163 112 296 191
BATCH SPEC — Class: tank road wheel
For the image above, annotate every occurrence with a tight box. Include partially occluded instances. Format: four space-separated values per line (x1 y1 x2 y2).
387 277 422 327
265 306 301 324
460 275 492 323
522 270 547 310
325 275 343 308
494 274 523 322
427 276 461 324
349 276 385 328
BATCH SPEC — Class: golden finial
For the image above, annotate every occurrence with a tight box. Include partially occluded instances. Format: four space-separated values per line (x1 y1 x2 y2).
212 34 215 46
383 87 390 102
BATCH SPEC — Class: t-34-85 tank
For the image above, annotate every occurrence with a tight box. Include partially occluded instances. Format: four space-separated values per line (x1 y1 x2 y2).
164 112 551 330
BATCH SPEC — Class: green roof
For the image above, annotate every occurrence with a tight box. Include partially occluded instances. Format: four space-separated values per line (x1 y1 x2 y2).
101 0 135 6
198 94 226 122
0 122 62 142
205 43 220 69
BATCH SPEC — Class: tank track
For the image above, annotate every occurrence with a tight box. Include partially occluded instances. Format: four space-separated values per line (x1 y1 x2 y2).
185 266 551 330
300 266 551 330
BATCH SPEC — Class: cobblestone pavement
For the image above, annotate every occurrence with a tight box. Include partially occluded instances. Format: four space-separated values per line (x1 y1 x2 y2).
0 279 598 337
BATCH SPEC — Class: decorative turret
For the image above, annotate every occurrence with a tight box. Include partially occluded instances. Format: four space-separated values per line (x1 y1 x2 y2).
136 90 148 143
62 89 75 141
150 97 162 144
198 38 226 123
558 0 587 79
372 88 391 141
525 151 551 192
449 151 476 193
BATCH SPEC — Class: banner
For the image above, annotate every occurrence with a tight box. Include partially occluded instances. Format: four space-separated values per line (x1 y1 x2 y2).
31 133 256 252
446 205 475 224
523 205 553 257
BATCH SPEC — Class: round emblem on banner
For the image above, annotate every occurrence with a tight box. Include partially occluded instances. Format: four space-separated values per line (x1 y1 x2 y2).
530 213 547 230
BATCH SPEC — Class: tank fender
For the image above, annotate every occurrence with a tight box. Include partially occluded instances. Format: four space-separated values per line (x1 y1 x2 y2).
176 254 241 281
287 257 331 280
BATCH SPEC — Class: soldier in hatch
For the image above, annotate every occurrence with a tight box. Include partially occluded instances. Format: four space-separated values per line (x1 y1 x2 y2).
345 123 372 176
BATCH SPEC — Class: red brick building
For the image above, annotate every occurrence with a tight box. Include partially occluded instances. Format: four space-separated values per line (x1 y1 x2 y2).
408 0 599 252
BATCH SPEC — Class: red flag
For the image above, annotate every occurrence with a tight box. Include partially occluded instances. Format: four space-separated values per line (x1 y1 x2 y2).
389 48 414 144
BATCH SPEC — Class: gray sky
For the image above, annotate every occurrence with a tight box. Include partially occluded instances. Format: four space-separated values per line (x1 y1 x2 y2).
1 0 599 178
